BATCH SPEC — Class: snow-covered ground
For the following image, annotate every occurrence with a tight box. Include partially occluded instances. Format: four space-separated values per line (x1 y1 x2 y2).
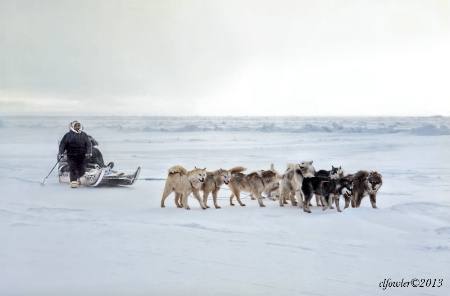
1 116 449 296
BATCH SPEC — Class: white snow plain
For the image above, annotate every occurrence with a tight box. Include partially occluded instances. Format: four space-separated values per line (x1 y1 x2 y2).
1 116 449 296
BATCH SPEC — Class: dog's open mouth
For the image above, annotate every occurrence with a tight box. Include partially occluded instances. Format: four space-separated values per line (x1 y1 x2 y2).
223 181 229 185
199 178 205 182
343 188 352 198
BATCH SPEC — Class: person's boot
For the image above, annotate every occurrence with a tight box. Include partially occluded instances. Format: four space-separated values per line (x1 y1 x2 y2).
70 181 78 188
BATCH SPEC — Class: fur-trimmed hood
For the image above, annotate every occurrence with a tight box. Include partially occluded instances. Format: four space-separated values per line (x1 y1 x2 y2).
69 120 83 134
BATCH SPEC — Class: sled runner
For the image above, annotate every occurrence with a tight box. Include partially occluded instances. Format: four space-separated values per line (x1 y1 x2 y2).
99 167 141 186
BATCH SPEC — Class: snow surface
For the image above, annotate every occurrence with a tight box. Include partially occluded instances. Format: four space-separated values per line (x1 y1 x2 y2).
1 116 450 296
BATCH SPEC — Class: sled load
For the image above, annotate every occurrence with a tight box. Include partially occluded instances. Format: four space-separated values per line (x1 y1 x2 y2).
58 135 140 187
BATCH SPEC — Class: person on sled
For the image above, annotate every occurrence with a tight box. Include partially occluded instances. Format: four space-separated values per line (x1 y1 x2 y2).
58 120 92 188
86 135 114 170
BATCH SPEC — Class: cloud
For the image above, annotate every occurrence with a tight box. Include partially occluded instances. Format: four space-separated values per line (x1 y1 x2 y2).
1 0 449 116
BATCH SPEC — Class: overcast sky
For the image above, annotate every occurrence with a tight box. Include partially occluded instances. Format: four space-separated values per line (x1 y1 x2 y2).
1 0 449 116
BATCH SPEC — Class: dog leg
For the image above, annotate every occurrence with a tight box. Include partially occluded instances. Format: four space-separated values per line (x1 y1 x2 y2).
369 194 378 209
295 191 303 209
203 191 211 209
344 194 351 209
212 188 221 209
279 185 289 206
302 194 311 208
229 193 235 206
253 191 266 207
161 187 173 208
303 194 312 213
334 196 342 212
279 194 284 207
181 191 190 210
355 194 364 208
302 192 311 213
193 189 206 210
350 193 358 208
315 194 323 207
289 191 298 206
322 194 329 211
326 194 335 209
175 193 183 208
235 191 246 206
279 192 287 207
325 194 333 211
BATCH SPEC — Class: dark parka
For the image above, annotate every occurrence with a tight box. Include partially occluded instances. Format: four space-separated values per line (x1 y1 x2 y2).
59 121 93 183
59 122 92 157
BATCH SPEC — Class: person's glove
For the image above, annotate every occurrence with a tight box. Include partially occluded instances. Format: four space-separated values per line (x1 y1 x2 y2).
85 153 92 158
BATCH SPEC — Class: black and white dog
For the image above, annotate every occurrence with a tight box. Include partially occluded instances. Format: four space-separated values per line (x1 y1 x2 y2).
309 166 345 207
301 176 353 213
315 166 344 179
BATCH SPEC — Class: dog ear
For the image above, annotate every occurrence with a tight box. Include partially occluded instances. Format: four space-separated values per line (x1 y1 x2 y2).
203 167 206 170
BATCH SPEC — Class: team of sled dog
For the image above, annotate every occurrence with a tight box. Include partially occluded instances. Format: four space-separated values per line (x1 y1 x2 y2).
160 162 383 213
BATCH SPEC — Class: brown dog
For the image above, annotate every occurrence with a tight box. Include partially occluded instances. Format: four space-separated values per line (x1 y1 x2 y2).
202 166 246 209
228 164 280 207
344 171 382 209
161 165 207 210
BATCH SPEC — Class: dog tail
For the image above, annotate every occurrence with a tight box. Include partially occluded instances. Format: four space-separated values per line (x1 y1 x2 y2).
270 163 283 179
229 166 246 174
168 165 188 175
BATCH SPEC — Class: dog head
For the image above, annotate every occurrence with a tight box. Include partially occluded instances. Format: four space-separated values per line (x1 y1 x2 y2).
368 171 382 192
219 169 231 185
330 166 343 178
340 179 353 198
193 167 207 183
299 161 315 177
